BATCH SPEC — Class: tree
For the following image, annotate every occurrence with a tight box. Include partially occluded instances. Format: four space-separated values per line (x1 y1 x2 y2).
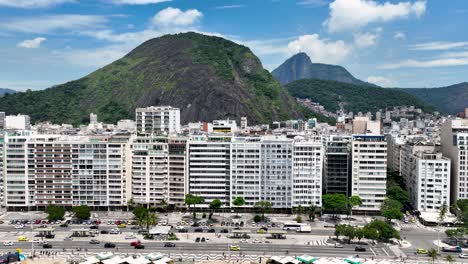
232 196 245 216
46 205 65 221
133 206 148 229
356 228 364 242
293 205 305 217
366 219 400 241
209 199 222 219
335 224 347 240
427 248 438 264
362 225 379 242
445 254 455 263
439 201 448 224
387 186 409 204
322 194 347 217
254 201 272 221
308 204 317 222
73 205 91 220
145 212 158 230
380 199 403 222
185 194 205 218
343 225 356 244
347 196 362 220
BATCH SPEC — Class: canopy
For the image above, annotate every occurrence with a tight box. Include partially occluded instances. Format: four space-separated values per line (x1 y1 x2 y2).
80 256 100 264
296 255 318 263
146 253 164 261
153 257 173 264
96 252 114 261
344 257 361 264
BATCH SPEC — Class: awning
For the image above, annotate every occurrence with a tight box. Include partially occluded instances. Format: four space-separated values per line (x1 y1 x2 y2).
96 252 114 261
296 255 318 263
80 256 100 264
145 253 164 261
344 257 361 264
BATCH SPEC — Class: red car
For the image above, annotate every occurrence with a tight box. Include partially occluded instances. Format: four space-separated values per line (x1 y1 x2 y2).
34 220 42 225
130 241 141 247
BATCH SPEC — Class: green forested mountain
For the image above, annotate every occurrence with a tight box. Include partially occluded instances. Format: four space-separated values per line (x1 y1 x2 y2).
400 82 468 114
0 32 333 125
272 52 374 86
286 79 433 113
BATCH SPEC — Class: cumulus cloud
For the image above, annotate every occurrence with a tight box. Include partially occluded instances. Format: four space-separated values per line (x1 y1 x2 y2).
410 41 468 51
325 0 426 32
366 76 394 87
0 0 73 8
110 0 170 4
287 34 351 64
393 32 406 40
354 32 379 48
1 14 107 34
17 37 46 48
152 7 203 27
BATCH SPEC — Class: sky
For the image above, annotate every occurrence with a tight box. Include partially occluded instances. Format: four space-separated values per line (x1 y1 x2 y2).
1 0 468 91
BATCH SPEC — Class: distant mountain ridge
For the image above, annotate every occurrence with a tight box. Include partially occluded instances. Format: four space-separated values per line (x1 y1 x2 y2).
400 82 468 114
0 32 334 125
0 88 16 96
271 53 375 86
286 79 433 114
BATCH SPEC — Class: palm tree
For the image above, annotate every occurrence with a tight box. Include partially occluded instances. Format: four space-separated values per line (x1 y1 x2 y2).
427 248 438 264
348 196 362 222
145 212 159 230
445 254 455 263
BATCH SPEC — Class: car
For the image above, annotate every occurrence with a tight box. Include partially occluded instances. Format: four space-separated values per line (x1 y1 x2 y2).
60 223 69 228
125 234 136 240
208 229 216 233
134 244 145 249
240 239 248 243
100 230 109 234
64 236 73 241
334 243 344 248
202 226 209 230
229 245 241 251
178 229 188 233
459 253 468 259
42 244 52 249
118 223 126 228
175 226 185 230
194 228 203 232
45 234 55 239
201 237 206 242
14 225 24 229
90 225 99 229
252 239 262 244
220 229 229 233
195 237 201 242
416 248 428 254
104 243 116 248
17 236 29 242
257 229 266 234
130 241 141 247
3 241 13 246
110 229 120 234
90 239 100 244
34 220 42 225
164 242 176 247
38 240 48 245
355 246 366 252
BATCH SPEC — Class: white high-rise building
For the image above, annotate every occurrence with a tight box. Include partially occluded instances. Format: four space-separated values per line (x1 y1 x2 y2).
5 114 30 130
408 151 450 212
136 106 181 134
292 138 323 207
351 135 387 211
441 119 468 201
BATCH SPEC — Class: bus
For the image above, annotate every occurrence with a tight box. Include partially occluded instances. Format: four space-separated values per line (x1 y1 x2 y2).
282 222 307 231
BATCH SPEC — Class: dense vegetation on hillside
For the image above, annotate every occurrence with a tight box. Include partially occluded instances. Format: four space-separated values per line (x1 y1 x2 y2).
286 79 433 113
272 52 374 86
400 82 468 114
0 32 333 125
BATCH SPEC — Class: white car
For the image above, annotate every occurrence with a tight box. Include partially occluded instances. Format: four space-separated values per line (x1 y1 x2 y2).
240 239 249 243
460 253 468 259
202 226 209 230
175 226 185 230
252 239 262 244
3 241 13 246
14 225 24 229
125 234 136 240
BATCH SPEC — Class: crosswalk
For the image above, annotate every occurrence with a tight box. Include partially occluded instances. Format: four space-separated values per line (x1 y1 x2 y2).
307 239 328 246
399 222 419 230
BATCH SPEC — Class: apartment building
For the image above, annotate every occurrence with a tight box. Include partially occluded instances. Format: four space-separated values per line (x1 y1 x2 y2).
131 136 169 206
168 137 187 207
0 112 5 130
5 114 30 130
351 135 387 211
136 106 181 135
408 151 450 212
441 119 468 202
292 138 323 207
188 135 231 206
324 136 351 195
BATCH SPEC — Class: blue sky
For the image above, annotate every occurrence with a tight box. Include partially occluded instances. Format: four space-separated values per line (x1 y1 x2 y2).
1 0 468 90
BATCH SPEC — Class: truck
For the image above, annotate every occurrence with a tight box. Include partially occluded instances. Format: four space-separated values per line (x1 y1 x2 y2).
442 246 462 253
297 225 312 233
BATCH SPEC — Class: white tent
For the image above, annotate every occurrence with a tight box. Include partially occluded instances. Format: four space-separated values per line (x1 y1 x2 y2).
81 256 100 264
146 253 164 261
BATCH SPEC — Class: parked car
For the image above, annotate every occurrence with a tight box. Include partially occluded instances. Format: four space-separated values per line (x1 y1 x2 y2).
416 248 428 254
194 228 203 232
178 229 188 233
90 225 99 229
64 236 73 241
104 243 116 248
164 242 176 247
100 230 109 234
134 244 145 249
3 241 13 246
42 244 53 249
130 241 141 247
229 245 241 251
17 236 29 242
459 253 468 259
90 240 100 244
195 237 200 243
355 246 366 252
208 229 216 233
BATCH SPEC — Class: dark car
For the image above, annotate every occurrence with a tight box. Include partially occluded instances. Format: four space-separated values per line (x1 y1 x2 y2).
164 242 176 247
134 244 145 249
208 229 216 233
201 237 206 242
45 234 55 239
90 225 99 229
220 229 229 233
104 243 116 248
178 229 188 233
355 246 366 252
195 237 200 242
42 244 53 249
100 230 109 234
194 228 203 232
59 223 69 228
137 230 148 234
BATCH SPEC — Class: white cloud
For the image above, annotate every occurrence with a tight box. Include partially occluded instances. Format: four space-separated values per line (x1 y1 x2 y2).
0 80 55 91
152 7 203 27
17 37 47 48
394 32 406 40
325 0 426 32
2 14 107 34
110 0 170 4
354 32 379 48
366 76 394 87
410 41 468 51
0 0 73 8
287 34 351 64
380 58 468 69
297 0 329 7
214 5 244 9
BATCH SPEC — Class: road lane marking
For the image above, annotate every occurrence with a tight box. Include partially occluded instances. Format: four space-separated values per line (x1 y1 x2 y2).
370 247 376 256
382 248 389 256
